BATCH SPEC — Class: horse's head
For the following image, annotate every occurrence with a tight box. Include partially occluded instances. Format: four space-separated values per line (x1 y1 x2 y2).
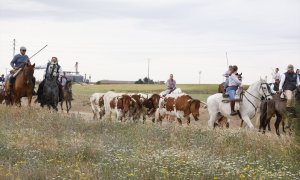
258 78 272 100
23 62 35 85
236 72 242 81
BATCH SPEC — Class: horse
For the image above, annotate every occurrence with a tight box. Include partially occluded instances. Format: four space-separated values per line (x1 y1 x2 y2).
60 80 72 113
41 76 59 111
218 73 242 93
159 88 182 96
259 94 286 136
207 78 272 129
4 62 35 106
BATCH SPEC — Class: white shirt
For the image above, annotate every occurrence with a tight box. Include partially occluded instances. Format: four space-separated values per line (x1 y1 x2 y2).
272 72 281 81
279 73 300 91
35 62 63 79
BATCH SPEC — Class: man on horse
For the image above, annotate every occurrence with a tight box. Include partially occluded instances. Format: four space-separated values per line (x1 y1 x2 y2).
278 64 300 119
9 46 36 96
222 65 233 97
60 71 73 100
227 65 242 116
35 57 64 103
162 74 176 97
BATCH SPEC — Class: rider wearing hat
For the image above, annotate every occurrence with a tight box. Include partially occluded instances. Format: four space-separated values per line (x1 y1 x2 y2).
35 57 64 103
9 46 36 95
279 64 300 118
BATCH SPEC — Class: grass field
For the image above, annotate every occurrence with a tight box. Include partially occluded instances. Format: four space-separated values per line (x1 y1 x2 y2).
0 84 299 179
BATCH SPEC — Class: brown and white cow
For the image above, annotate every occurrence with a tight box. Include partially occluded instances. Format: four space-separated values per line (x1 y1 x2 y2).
156 94 201 125
90 93 105 120
142 93 161 123
109 94 137 121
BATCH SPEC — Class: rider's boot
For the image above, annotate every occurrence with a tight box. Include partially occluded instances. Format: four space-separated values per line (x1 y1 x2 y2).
230 101 238 116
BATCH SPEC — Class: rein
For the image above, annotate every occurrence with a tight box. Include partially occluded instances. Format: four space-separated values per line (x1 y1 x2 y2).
240 83 272 119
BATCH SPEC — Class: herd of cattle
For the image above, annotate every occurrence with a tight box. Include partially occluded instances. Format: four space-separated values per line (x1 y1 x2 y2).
90 90 207 125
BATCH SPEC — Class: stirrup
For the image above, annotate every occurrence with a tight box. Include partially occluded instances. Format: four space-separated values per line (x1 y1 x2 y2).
222 93 229 98
230 111 238 116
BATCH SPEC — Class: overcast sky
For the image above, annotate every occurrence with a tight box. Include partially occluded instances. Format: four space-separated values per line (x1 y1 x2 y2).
0 0 299 84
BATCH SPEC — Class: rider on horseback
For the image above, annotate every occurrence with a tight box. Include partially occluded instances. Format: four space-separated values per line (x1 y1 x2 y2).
60 71 73 100
162 74 176 97
227 65 242 116
9 46 36 96
35 57 64 103
223 65 233 97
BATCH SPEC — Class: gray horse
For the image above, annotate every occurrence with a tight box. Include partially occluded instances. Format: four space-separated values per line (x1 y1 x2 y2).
41 77 59 111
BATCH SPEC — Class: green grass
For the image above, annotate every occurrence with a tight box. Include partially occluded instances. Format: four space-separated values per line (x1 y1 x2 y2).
72 84 219 96
0 107 299 179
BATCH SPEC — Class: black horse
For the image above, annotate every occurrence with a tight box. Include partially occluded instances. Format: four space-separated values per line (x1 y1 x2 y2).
41 76 59 111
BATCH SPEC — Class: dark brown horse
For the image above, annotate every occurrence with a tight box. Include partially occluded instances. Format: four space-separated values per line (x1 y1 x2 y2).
259 94 287 136
5 62 35 106
60 80 72 113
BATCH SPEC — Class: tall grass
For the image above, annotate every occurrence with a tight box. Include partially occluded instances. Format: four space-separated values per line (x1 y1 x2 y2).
0 107 299 179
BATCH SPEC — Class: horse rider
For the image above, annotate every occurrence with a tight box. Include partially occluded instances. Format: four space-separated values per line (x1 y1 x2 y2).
270 78 280 93
60 71 74 100
0 74 5 83
272 68 281 83
278 64 300 119
35 57 64 103
162 74 176 97
223 65 233 97
227 65 242 116
9 46 36 95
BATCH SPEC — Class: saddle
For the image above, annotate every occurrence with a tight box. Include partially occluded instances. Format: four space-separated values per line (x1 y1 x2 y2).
221 93 243 103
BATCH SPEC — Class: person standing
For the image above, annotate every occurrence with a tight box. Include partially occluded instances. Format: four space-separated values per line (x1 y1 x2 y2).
272 68 281 83
279 64 300 119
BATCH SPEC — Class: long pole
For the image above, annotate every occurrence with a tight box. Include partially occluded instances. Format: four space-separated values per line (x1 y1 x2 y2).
147 58 150 84
13 39 16 57
226 52 229 67
29 44 48 60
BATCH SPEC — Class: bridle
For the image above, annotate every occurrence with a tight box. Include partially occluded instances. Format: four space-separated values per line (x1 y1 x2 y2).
23 63 34 85
240 82 272 119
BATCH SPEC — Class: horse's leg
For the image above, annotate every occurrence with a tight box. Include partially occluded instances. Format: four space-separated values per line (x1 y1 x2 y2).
267 120 271 131
27 95 32 107
274 111 282 136
208 113 218 129
240 120 244 128
60 101 63 111
241 116 254 129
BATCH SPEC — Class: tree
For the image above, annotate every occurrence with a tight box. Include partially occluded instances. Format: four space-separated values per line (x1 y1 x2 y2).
135 78 144 84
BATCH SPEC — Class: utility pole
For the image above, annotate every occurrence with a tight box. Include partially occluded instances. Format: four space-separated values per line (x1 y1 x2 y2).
199 71 202 84
147 58 150 84
13 39 16 57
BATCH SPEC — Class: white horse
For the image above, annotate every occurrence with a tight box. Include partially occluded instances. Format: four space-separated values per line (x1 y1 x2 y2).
159 88 182 96
207 78 272 129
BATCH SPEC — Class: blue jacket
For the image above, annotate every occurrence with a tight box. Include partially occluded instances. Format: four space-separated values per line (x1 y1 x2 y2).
10 54 29 68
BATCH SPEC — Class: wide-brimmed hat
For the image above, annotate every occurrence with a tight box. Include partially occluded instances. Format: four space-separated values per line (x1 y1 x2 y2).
287 64 294 70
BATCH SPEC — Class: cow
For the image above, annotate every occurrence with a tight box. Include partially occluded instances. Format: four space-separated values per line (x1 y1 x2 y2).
109 94 137 122
156 94 201 125
90 93 105 120
142 93 161 123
